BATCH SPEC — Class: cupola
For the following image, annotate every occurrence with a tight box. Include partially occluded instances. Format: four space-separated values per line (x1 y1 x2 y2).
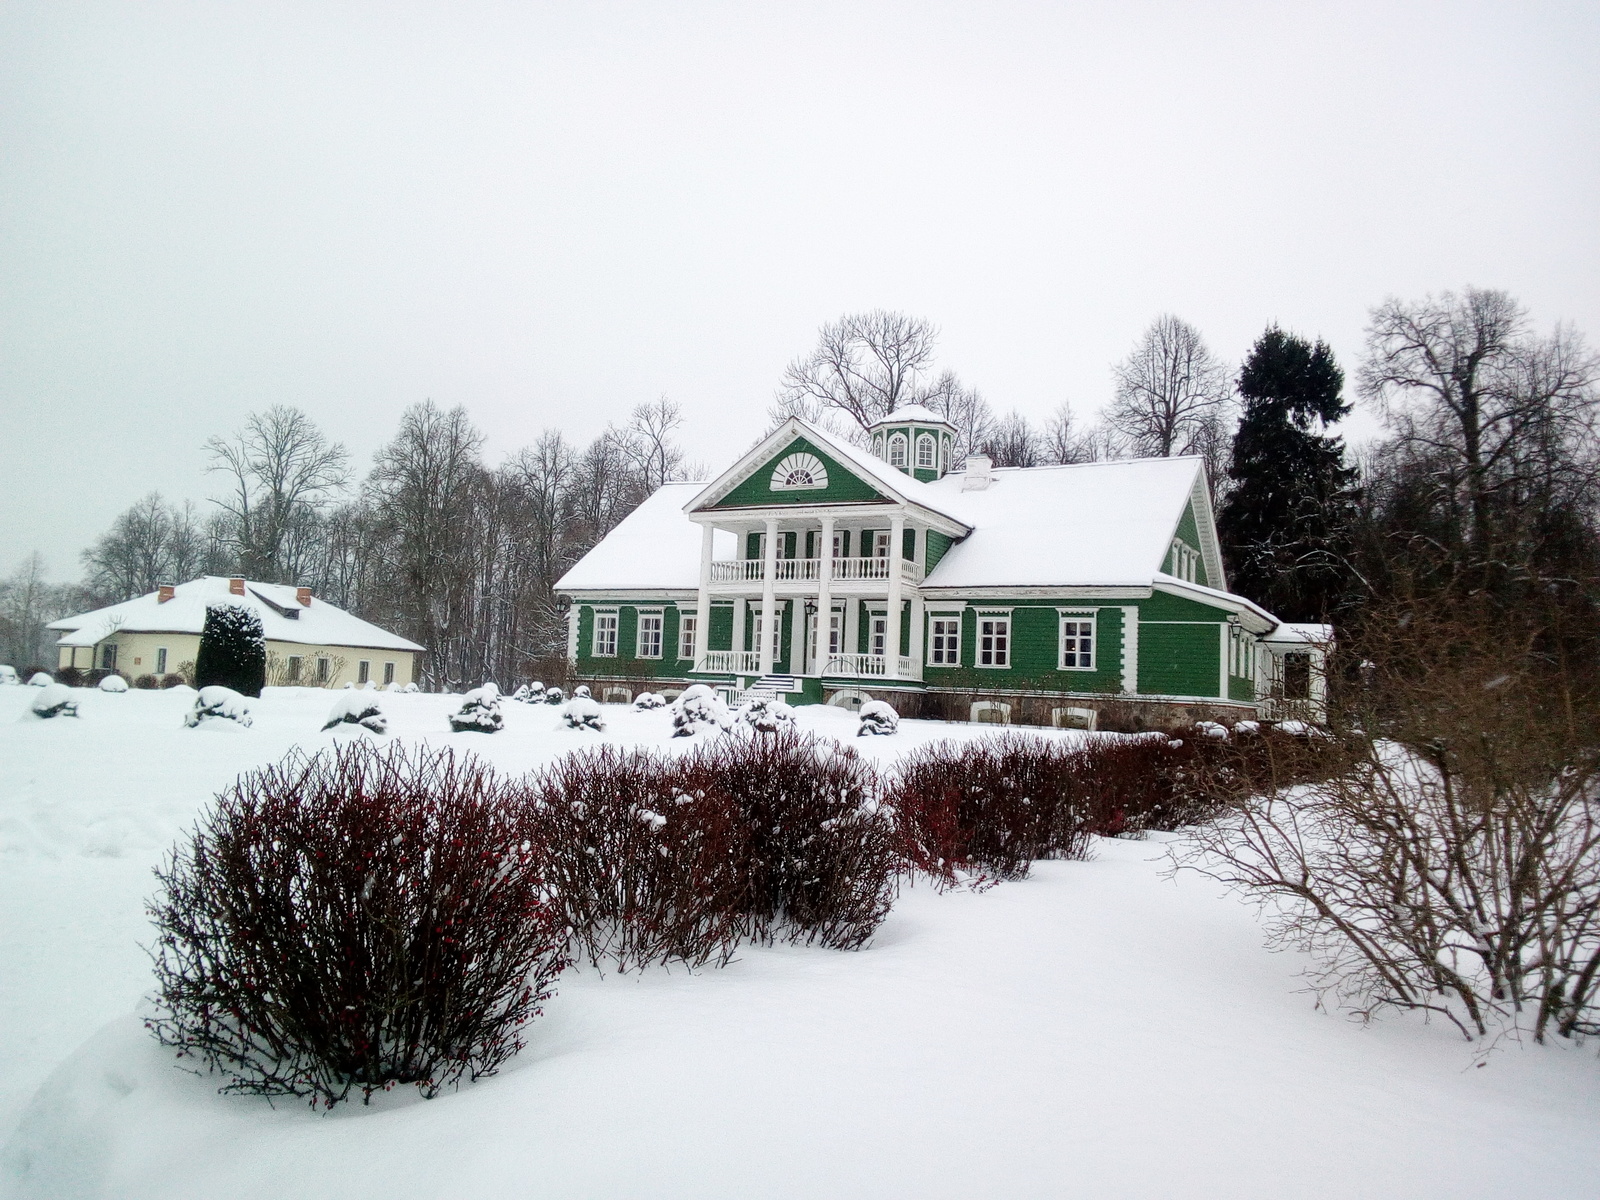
868 404 959 481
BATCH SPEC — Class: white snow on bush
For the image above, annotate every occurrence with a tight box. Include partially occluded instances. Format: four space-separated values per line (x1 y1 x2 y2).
182 686 253 729
27 672 52 687
29 683 79 719
1195 720 1229 740
633 691 666 710
856 700 898 736
402 682 419 693
562 695 605 731
449 683 504 733
97 674 129 694
737 696 796 733
544 686 566 705
671 684 730 738
0 665 18 685
321 691 387 734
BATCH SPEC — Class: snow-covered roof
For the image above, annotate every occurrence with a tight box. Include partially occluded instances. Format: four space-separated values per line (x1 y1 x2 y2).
48 577 425 652
557 483 711 592
868 404 955 430
920 458 1206 590
1263 622 1334 646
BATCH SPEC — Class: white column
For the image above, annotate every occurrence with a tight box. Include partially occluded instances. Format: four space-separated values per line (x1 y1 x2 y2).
1121 606 1140 695
886 513 905 679
732 594 747 670
760 517 779 675
909 590 925 681
816 515 834 675
694 524 714 671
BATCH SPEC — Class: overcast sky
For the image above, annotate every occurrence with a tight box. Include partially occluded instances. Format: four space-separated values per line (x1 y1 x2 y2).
2 1 1596 578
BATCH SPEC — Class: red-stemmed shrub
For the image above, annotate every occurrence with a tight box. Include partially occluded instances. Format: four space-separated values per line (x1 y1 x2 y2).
146 741 568 1108
520 732 899 970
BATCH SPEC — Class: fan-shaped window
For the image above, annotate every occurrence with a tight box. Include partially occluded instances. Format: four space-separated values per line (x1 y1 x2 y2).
915 433 935 469
770 452 829 491
888 433 908 467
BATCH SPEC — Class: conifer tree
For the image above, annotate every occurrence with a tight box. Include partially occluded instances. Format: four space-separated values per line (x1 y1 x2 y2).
1218 328 1357 622
195 603 267 697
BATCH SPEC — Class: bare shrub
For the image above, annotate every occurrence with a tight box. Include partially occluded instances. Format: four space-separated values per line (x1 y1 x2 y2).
521 732 899 970
146 741 568 1107
1181 604 1600 1042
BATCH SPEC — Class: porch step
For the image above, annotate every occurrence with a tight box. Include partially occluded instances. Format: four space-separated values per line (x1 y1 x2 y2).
731 674 800 708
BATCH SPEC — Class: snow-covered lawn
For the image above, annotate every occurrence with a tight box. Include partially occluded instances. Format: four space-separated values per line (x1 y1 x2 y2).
1 685 1596 1198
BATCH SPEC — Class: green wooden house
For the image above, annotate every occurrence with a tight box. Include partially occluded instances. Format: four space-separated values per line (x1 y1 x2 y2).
555 406 1327 727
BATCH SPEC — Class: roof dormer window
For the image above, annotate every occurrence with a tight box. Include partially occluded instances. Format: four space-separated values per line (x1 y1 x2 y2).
916 434 935 469
888 433 908 468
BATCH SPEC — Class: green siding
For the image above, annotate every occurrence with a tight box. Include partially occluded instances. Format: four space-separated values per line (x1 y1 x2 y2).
712 437 888 508
1170 499 1210 588
1141 589 1229 622
1139 623 1221 698
925 531 955 574
1229 673 1255 702
709 602 733 652
574 602 698 681
921 603 1124 694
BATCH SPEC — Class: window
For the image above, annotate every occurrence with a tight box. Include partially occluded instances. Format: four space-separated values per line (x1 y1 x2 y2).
916 434 935 469
977 615 1010 668
1059 613 1095 670
155 647 168 675
358 660 370 684
637 612 663 659
383 661 396 685
831 530 845 559
808 609 842 662
101 644 117 670
888 433 908 467
870 613 888 659
593 610 618 657
287 655 303 682
770 452 828 491
1171 539 1199 583
679 614 697 661
869 530 889 558
750 613 779 661
316 657 330 683
929 616 961 666
874 435 885 457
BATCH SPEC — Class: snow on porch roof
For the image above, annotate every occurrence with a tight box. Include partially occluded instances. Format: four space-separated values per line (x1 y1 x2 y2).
48 577 425 652
920 457 1205 589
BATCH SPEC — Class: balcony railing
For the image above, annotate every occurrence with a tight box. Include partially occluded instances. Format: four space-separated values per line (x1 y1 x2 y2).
708 557 925 585
701 650 760 674
821 654 917 679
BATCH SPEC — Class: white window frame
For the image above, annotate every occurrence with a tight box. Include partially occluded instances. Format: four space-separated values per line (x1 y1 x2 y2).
679 613 697 661
1058 610 1096 671
807 607 844 663
592 609 619 658
915 433 935 469
928 613 962 667
383 661 396 685
358 660 370 683
976 611 1011 669
287 655 303 682
888 433 908 467
155 647 168 675
636 610 664 659
316 657 331 683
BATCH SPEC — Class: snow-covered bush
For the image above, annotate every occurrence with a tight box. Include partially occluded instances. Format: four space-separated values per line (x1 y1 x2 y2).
562 695 605 731
512 682 546 703
401 682 419 694
518 732 897 971
449 683 504 733
146 741 568 1107
183 685 254 729
30 683 80 719
670 684 730 738
633 691 666 710
27 671 52 687
134 673 160 689
1195 720 1229 740
0 665 17 685
856 700 898 736
572 685 592 699
195 603 266 698
322 691 387 734
736 696 796 734
98 673 129 693
543 686 565 705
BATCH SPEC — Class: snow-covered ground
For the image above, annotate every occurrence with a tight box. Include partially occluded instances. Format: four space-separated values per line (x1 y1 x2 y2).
1 684 1596 1198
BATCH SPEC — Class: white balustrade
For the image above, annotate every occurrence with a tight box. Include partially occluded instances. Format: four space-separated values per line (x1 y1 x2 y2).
702 650 760 674
709 560 764 583
710 555 922 585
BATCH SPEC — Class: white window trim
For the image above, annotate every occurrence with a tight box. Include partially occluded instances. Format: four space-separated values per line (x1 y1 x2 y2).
915 433 936 468
975 610 1012 670
928 612 963 667
635 608 664 659
592 608 619 658
678 613 698 661
888 432 908 467
1057 608 1097 671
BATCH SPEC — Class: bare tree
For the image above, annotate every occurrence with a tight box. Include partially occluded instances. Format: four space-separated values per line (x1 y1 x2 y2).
611 396 686 491
1359 288 1600 564
1041 400 1111 465
207 406 350 582
920 370 996 461
1106 315 1233 459
772 311 940 435
981 411 1043 468
81 492 177 602
0 553 80 667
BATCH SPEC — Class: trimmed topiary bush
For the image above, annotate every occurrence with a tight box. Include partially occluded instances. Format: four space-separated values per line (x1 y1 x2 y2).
30 683 80 719
449 684 504 733
195 604 266 698
146 741 568 1108
857 700 898 736
183 685 254 729
322 691 387 734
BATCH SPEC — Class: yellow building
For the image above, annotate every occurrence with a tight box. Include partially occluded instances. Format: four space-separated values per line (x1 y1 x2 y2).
49 577 423 688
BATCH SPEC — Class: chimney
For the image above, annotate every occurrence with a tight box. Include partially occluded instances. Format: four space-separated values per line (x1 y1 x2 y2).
961 454 993 491
229 577 245 596
157 583 175 604
296 585 312 607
